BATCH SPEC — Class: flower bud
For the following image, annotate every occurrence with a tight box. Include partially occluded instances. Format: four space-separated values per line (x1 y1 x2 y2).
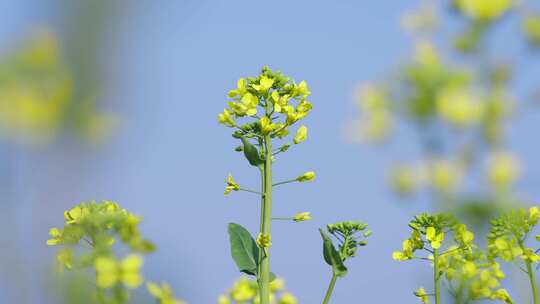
293 212 312 222
296 171 316 182
293 126 307 144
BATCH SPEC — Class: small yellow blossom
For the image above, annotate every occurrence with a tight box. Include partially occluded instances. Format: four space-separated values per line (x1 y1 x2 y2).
218 109 236 127
94 254 143 289
487 152 520 188
224 175 241 195
279 292 298 304
414 287 430 304
426 227 444 249
46 227 63 245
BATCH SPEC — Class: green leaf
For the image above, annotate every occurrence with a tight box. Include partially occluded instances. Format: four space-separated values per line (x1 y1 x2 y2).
269 272 276 282
241 137 264 167
319 229 348 277
228 223 260 276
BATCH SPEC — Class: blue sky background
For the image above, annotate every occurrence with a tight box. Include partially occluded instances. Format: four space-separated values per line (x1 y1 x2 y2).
1 0 540 303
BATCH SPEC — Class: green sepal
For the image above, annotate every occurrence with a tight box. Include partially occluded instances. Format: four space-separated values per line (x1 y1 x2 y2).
228 223 260 276
319 229 348 277
241 137 264 167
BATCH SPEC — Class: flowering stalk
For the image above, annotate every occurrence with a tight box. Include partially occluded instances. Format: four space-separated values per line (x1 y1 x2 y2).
257 130 273 303
433 248 441 304
220 67 314 304
525 257 539 304
488 206 540 304
319 221 371 304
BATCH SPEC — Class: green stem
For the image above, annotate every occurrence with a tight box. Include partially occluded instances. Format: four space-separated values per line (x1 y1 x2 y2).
273 179 297 187
433 248 441 304
239 188 263 195
258 134 273 304
322 273 338 304
526 260 539 304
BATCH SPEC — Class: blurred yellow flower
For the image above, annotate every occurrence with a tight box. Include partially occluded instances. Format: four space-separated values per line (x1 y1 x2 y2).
487 152 520 188
455 0 513 21
436 88 484 127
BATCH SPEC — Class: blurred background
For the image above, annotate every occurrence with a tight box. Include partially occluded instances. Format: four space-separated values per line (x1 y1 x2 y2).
1 0 539 303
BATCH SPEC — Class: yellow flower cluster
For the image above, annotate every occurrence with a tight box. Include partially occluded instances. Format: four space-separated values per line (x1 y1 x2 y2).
47 200 170 304
217 277 297 304
392 230 424 261
488 207 540 263
437 247 511 302
218 67 312 151
395 213 513 303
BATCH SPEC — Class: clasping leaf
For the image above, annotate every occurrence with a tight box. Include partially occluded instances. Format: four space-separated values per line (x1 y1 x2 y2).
319 229 348 277
228 223 260 276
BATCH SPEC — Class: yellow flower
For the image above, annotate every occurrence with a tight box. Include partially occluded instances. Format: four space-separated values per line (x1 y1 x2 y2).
218 109 236 127
94 255 143 289
147 282 185 304
462 261 478 278
217 295 231 304
64 206 88 224
279 292 298 304
228 78 247 98
491 289 513 304
436 88 484 127
487 152 520 188
530 207 540 225
252 76 274 93
269 278 285 292
296 171 315 182
293 126 307 144
523 248 540 263
430 159 462 193
414 287 430 304
389 165 418 195
260 116 277 135
224 174 241 195
230 277 257 301
46 227 63 245
293 212 312 222
426 227 444 249
256 233 272 248
455 0 513 21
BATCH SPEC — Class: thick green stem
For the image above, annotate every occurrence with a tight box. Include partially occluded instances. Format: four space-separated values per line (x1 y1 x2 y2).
433 248 441 304
526 260 539 304
258 134 273 304
322 273 338 304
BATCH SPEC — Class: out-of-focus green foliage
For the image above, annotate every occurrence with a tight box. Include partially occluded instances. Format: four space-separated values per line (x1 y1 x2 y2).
348 0 539 221
0 29 114 145
217 276 297 304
